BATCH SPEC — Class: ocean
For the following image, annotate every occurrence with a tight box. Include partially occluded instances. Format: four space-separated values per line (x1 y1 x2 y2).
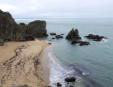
16 18 113 87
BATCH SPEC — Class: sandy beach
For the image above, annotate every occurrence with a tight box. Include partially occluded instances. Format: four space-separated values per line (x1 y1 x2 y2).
0 40 49 87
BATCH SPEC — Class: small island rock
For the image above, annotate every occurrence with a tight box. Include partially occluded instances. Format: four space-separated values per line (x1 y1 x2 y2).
66 28 81 40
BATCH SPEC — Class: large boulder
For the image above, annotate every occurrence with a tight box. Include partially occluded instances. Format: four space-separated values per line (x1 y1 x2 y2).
65 77 76 82
66 28 81 40
85 34 105 41
26 20 48 38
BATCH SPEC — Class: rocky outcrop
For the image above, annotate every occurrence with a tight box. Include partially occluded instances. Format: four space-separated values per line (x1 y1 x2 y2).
55 35 63 39
71 41 90 46
26 20 48 38
50 33 56 36
0 10 24 41
66 28 81 40
0 10 48 44
85 34 106 41
65 77 76 82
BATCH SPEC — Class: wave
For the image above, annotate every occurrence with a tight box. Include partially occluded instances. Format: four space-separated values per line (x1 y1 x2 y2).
48 52 104 87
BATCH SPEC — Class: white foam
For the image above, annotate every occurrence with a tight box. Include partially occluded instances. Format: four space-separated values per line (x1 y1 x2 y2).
48 52 75 87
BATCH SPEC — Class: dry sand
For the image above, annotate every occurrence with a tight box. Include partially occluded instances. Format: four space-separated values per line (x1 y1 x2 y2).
0 40 49 87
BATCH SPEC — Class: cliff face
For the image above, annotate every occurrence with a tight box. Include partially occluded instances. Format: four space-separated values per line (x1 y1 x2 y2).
0 10 48 42
27 20 48 37
0 10 24 41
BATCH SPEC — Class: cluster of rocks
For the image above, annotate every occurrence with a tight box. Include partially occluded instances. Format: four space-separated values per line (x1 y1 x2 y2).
66 28 107 46
52 77 76 87
66 28 90 46
50 32 64 39
85 34 105 41
0 10 48 46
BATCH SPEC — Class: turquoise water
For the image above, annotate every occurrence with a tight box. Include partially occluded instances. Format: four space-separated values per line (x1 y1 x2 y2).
16 18 113 87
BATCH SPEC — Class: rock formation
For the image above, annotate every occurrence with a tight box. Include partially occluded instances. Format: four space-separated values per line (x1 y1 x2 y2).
66 28 81 40
85 34 105 41
50 33 56 36
26 20 48 38
71 41 90 46
0 10 48 43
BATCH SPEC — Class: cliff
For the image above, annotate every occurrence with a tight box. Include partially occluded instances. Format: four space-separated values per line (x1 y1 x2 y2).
0 10 48 42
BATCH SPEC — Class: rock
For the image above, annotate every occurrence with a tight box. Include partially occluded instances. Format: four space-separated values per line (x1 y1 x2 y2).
65 77 76 82
52 37 55 39
61 34 64 35
0 39 4 46
0 10 24 41
50 32 56 36
71 41 90 46
79 41 90 46
48 42 52 45
0 10 48 42
24 35 35 41
56 35 63 39
85 34 105 41
27 20 48 38
66 28 81 40
56 82 62 87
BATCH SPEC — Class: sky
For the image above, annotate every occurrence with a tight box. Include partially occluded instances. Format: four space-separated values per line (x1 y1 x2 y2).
0 0 113 18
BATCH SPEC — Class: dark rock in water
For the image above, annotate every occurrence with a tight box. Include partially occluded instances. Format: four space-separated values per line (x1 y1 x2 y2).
56 35 63 39
66 28 81 40
52 37 55 39
56 82 62 87
27 20 48 38
50 32 56 36
0 39 4 46
61 34 64 35
65 77 76 82
85 34 105 41
71 41 90 46
79 41 90 46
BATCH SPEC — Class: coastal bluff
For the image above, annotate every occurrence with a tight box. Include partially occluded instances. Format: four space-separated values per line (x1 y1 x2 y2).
0 10 48 43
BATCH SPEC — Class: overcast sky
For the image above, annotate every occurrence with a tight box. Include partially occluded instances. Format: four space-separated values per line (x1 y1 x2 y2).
0 0 113 18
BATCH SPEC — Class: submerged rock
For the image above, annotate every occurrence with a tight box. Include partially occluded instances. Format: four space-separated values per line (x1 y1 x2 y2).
71 41 90 46
50 32 56 36
56 35 63 39
85 34 106 41
66 28 81 40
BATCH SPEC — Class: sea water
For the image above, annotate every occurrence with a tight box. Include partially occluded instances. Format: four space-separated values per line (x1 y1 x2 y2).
16 18 113 87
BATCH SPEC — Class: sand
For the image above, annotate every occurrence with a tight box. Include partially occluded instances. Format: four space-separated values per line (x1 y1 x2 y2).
0 40 49 87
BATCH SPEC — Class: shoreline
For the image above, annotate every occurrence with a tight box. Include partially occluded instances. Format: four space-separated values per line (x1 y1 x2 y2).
0 40 49 87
